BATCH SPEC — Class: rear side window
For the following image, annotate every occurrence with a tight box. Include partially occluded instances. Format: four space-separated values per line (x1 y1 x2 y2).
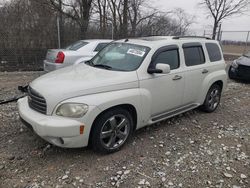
66 41 88 51
153 49 180 70
94 43 110 52
183 46 205 66
206 43 222 62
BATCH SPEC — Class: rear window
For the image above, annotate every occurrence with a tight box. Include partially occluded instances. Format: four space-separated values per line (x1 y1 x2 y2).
94 43 110 52
206 43 222 62
183 46 205 66
66 41 88 51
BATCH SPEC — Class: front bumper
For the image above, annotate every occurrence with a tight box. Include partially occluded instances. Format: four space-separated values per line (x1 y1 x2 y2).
18 97 91 148
229 66 250 81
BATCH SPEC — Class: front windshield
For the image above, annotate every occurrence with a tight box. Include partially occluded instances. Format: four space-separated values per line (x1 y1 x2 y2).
243 51 250 58
88 42 150 71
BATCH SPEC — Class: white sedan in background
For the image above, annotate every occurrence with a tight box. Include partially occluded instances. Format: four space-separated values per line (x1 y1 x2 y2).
44 39 112 72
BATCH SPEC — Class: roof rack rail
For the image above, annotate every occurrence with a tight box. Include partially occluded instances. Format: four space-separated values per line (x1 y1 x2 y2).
173 36 211 40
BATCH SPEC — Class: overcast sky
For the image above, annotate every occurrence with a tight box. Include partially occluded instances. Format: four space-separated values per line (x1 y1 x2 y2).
151 0 250 40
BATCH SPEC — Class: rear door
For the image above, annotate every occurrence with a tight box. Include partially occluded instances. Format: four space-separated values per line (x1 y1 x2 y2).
182 42 208 105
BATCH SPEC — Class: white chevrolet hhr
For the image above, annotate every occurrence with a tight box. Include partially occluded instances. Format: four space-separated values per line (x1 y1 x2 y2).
18 36 227 153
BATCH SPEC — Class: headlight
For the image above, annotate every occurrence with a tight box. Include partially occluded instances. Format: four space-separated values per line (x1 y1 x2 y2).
56 103 88 118
232 60 238 68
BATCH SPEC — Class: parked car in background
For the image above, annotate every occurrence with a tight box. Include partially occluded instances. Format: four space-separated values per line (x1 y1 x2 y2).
18 36 227 153
44 39 112 72
229 51 250 81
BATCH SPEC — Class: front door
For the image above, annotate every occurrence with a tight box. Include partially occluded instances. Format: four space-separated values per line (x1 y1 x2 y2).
139 46 185 117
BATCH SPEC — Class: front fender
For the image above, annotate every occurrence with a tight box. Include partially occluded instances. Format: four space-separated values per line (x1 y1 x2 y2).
59 88 152 130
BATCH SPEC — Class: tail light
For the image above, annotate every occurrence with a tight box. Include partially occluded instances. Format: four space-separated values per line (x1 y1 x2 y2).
55 51 65 64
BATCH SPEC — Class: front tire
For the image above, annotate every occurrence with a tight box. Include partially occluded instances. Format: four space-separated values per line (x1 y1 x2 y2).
228 66 234 79
90 108 134 154
200 84 222 113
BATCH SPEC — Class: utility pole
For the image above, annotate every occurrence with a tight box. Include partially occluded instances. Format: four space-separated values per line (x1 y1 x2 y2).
57 16 61 48
245 31 250 54
217 23 222 41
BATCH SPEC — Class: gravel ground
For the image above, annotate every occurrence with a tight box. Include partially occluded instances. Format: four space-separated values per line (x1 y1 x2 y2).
0 71 249 188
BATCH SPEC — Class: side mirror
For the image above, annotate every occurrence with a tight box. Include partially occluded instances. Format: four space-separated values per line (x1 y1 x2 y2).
148 63 170 74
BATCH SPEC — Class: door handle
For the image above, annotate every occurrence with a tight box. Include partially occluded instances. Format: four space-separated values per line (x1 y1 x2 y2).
172 75 182 80
202 69 209 74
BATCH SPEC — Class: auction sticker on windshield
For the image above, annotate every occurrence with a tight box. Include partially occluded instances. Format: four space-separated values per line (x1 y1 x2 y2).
127 49 145 57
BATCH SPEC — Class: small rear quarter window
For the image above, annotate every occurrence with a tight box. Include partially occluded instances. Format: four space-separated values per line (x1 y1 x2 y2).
205 43 222 62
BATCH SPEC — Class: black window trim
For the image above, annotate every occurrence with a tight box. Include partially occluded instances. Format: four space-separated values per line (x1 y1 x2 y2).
149 45 180 70
182 42 202 48
182 43 206 66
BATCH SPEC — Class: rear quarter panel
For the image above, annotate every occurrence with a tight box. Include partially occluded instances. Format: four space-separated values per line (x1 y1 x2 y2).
197 62 227 104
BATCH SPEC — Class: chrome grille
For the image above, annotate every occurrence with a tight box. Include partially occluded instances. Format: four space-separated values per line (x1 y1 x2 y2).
28 87 47 114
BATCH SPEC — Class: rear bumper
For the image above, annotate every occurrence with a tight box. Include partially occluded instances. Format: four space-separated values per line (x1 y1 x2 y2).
44 60 64 72
18 97 91 148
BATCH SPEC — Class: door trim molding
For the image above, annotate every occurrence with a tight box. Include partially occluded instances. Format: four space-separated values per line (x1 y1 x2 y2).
151 103 199 122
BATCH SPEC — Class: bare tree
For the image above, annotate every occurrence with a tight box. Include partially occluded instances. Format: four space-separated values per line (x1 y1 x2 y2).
48 0 93 39
200 0 249 39
171 8 195 36
128 0 157 37
94 0 108 37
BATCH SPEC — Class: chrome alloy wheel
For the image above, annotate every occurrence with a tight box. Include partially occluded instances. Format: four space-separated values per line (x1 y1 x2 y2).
208 88 220 110
100 115 130 150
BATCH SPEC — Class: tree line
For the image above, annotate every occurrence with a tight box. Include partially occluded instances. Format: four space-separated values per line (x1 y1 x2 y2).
0 0 195 49
0 0 249 71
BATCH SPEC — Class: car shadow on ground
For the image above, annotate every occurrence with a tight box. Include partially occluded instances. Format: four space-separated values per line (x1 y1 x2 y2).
25 108 202 160
229 78 250 84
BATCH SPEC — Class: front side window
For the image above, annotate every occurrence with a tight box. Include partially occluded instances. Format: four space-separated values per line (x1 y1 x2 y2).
66 41 88 51
183 46 205 66
87 42 150 71
206 43 222 62
153 50 180 70
94 43 110 52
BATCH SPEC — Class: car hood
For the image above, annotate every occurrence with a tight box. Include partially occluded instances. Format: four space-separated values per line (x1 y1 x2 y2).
30 64 139 114
236 56 250 66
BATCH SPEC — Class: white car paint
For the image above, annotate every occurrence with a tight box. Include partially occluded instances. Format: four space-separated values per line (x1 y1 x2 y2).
18 36 227 148
44 39 113 72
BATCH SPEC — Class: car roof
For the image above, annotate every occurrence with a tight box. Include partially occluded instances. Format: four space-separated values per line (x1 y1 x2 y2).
115 36 218 49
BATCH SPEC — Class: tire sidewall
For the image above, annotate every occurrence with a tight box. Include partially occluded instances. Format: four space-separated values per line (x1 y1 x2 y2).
90 108 134 154
228 66 234 79
203 84 222 113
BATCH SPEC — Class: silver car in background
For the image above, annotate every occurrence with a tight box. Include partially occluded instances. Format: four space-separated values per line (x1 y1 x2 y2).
44 39 112 72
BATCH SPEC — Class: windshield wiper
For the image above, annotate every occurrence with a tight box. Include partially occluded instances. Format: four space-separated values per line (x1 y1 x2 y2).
93 64 113 70
85 60 93 66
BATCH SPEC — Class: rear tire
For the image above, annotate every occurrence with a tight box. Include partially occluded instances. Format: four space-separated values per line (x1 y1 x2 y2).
200 84 222 113
90 107 134 154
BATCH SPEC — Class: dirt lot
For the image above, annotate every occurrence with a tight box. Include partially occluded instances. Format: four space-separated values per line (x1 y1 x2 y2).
0 72 249 188
222 45 250 55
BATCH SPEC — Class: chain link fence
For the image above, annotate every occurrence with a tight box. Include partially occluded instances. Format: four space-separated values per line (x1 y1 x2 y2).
203 30 250 61
0 19 114 72
1 26 249 71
